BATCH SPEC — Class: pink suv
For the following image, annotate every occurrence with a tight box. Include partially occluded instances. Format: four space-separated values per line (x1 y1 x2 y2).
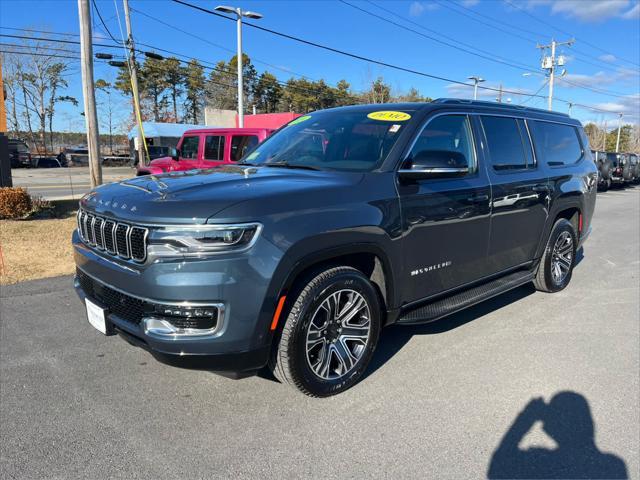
136 127 274 176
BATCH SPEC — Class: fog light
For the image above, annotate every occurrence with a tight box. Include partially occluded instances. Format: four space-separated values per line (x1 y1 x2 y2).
142 303 225 339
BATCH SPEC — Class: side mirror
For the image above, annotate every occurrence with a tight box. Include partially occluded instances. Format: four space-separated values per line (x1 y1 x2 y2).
170 147 179 161
399 150 469 180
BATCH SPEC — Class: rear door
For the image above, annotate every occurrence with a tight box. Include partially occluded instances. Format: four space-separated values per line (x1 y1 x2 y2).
202 134 226 167
397 113 492 303
479 115 549 274
229 134 260 163
178 134 201 170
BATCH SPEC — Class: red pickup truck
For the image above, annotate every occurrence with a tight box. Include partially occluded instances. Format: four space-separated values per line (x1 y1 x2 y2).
136 127 274 176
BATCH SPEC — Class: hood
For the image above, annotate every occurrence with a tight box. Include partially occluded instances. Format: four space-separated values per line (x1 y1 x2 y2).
80 165 362 224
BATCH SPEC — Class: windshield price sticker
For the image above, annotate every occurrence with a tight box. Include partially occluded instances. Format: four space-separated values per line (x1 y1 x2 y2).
367 111 411 122
288 115 312 126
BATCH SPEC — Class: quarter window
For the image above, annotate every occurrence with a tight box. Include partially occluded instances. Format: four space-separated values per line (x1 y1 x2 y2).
231 135 259 162
480 116 529 171
180 136 199 159
406 115 475 173
529 121 583 166
204 135 225 161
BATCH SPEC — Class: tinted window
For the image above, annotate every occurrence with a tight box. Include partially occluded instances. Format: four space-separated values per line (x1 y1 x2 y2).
180 136 199 159
480 116 528 170
529 121 583 166
406 115 475 172
204 135 225 161
231 135 259 162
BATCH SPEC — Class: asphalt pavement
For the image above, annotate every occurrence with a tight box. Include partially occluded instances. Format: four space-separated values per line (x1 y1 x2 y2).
1 186 638 479
10 167 135 200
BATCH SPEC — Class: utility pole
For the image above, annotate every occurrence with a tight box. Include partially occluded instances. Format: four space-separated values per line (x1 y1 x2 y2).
78 0 102 187
602 119 608 151
568 102 573 116
615 113 623 152
496 83 503 103
538 38 573 111
123 0 145 167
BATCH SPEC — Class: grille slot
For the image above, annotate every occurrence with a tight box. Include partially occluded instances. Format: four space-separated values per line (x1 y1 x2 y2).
76 209 147 263
129 227 148 262
115 224 130 258
94 217 104 249
103 220 116 253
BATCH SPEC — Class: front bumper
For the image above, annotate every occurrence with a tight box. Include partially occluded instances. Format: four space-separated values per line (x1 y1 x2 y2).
72 229 283 372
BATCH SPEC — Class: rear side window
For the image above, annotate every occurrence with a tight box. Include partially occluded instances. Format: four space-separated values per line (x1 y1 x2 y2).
231 135 259 162
480 116 530 171
204 135 225 161
180 136 199 159
529 121 583 166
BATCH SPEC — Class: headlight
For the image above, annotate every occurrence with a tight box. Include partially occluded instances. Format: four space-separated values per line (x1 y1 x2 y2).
148 223 262 257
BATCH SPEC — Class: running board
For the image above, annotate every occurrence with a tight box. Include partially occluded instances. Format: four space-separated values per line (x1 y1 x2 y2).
397 270 535 325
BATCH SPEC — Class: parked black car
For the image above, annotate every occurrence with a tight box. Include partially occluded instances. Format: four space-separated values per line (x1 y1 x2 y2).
607 152 631 186
73 100 597 396
627 153 639 183
591 150 612 191
8 139 33 168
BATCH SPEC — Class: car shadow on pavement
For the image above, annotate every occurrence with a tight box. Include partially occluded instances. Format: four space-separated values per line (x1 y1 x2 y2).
487 391 628 479
364 283 537 381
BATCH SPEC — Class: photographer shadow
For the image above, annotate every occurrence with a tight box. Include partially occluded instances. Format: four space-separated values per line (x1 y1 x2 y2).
488 391 627 479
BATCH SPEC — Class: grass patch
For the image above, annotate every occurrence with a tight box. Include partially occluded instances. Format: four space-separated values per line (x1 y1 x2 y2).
1 210 77 285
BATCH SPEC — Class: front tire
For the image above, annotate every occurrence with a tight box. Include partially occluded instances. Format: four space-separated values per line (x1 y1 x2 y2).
534 218 577 293
270 266 381 397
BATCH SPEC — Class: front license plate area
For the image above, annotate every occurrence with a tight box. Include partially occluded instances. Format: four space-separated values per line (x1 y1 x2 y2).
85 298 114 335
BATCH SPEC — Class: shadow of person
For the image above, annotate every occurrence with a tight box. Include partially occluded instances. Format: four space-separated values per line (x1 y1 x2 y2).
488 392 627 479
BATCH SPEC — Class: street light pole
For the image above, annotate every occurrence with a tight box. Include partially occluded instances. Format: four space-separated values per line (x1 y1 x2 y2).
236 11 243 127
616 113 623 153
215 5 263 128
468 76 484 100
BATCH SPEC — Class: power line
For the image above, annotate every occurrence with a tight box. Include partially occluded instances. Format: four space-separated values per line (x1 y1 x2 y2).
0 49 82 61
130 7 324 84
170 0 632 111
433 0 635 73
341 0 538 73
503 0 640 68
91 0 119 43
0 42 80 55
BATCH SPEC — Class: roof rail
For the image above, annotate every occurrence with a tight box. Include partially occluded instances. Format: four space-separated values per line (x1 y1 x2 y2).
431 98 570 117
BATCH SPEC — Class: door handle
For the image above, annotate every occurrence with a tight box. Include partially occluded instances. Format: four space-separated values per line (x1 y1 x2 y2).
467 194 489 202
533 184 550 192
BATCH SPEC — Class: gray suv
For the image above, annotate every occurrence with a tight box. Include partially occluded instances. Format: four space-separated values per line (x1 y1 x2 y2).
73 100 597 396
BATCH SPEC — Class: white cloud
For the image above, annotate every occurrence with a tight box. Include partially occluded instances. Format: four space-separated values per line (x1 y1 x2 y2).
598 54 617 63
558 67 639 89
524 0 638 22
592 94 640 120
621 2 640 18
409 1 438 17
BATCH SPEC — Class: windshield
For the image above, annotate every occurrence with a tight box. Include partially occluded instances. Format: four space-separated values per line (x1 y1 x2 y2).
606 153 619 165
240 109 415 172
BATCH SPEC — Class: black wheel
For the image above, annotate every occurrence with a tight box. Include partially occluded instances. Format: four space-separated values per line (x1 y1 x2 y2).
270 266 381 397
534 218 577 293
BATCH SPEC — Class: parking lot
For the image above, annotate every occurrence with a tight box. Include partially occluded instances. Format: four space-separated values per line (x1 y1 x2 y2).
1 186 638 479
10 167 135 200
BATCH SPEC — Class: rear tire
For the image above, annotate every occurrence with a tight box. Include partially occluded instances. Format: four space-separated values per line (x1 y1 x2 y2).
534 218 577 293
270 266 381 397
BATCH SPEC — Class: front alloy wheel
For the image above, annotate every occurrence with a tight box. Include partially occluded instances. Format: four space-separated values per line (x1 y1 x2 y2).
270 266 381 397
305 289 371 380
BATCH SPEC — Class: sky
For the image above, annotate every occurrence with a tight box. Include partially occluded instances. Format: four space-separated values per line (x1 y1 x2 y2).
1 0 639 133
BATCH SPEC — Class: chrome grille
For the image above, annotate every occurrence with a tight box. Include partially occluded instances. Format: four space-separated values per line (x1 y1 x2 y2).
77 209 148 263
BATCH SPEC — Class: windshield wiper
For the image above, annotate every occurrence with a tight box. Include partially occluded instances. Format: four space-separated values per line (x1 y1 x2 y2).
264 161 321 171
